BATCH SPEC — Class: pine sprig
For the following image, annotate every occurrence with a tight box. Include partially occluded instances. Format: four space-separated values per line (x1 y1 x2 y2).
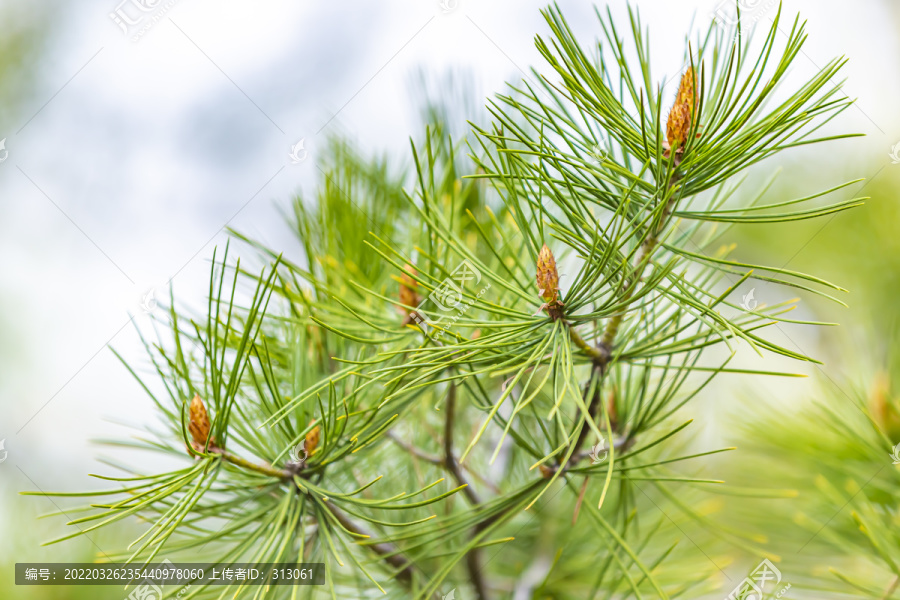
22 3 865 599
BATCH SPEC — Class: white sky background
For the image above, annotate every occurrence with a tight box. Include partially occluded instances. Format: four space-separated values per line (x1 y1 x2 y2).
0 0 897 568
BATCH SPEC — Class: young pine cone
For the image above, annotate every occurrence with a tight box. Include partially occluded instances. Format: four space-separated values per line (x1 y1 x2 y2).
665 67 697 158
536 245 559 303
399 264 422 325
536 244 563 318
188 394 216 452
305 423 321 457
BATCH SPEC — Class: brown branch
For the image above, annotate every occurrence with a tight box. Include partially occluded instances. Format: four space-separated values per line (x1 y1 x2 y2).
386 431 444 466
565 172 684 460
444 383 482 505
570 171 684 369
209 448 434 596
573 364 605 453
326 503 418 588
444 383 490 600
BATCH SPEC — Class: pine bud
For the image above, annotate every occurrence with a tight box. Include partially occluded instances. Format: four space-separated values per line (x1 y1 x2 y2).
188 394 215 451
399 264 421 310
305 424 321 457
665 68 697 156
870 373 900 439
608 388 619 433
536 244 559 304
536 244 564 319
399 264 423 326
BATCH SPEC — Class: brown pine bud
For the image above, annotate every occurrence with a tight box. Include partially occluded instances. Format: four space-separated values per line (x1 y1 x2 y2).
536 244 559 304
665 68 697 157
608 387 619 433
870 373 900 440
399 264 421 308
536 244 564 319
188 394 215 451
399 264 422 326
304 424 321 457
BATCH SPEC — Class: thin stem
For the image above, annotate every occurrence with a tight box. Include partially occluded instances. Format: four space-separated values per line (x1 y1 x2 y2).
387 431 501 494
386 431 444 466
212 447 436 596
573 365 604 453
444 383 482 505
600 171 684 352
882 575 899 600
326 503 420 589
567 172 683 461
215 448 291 479
569 327 609 363
444 383 489 600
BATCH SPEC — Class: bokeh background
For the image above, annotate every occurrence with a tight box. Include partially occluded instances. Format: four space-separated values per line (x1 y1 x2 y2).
1 0 898 597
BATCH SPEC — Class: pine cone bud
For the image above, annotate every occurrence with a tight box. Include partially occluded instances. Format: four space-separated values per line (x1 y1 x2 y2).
305 424 321 457
870 373 900 440
188 394 215 451
536 244 559 304
398 264 421 310
608 388 619 433
665 68 697 155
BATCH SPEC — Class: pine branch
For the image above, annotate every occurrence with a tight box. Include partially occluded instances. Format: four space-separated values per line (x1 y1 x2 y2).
23 4 867 598
443 382 489 600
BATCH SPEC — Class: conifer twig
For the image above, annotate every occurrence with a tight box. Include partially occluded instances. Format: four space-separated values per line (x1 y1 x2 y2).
444 382 489 600
211 447 439 596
